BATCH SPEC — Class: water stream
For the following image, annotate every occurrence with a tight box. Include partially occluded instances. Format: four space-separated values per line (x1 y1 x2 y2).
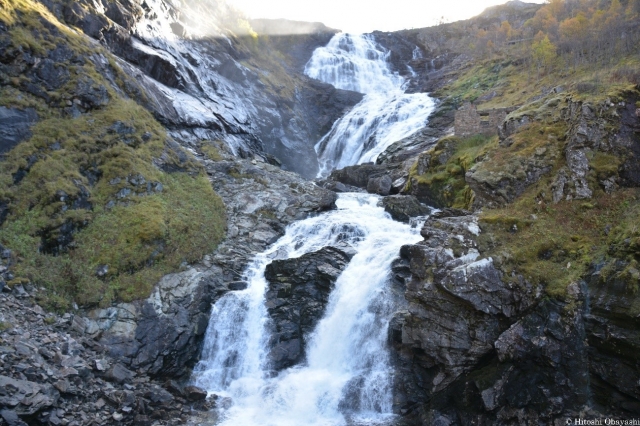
192 194 424 425
304 33 435 177
192 32 432 426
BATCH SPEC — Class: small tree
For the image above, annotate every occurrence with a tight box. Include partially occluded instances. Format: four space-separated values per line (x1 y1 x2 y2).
559 12 589 67
531 33 558 77
499 20 514 43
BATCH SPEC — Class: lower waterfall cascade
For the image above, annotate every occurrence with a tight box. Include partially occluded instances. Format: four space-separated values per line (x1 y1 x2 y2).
192 194 426 426
304 33 435 177
190 30 436 426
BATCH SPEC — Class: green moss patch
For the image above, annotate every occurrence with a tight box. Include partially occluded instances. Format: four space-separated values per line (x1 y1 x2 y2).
478 187 640 299
406 135 495 209
0 0 226 310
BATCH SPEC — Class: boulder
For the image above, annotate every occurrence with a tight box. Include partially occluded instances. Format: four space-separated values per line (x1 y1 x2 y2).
264 245 355 370
183 385 207 402
367 174 393 195
329 164 388 189
0 375 59 416
105 363 135 384
381 195 431 223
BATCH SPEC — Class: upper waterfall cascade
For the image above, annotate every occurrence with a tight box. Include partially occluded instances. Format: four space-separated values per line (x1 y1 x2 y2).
192 194 425 425
304 33 435 176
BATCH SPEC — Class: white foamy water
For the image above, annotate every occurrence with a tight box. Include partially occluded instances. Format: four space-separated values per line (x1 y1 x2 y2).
192 193 424 426
304 33 435 177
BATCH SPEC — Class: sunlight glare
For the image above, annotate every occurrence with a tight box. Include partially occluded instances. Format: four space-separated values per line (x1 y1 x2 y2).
227 0 548 34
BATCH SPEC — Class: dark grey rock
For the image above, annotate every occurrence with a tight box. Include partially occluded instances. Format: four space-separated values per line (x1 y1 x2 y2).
105 0 141 30
585 259 640 413
0 375 59 415
0 201 8 227
96 264 109 277
144 386 174 405
430 207 472 219
381 195 431 223
183 385 207 402
0 107 38 155
109 121 135 137
1 248 11 259
0 409 27 426
35 58 70 90
12 285 27 298
329 164 387 189
63 2 109 40
105 363 135 384
264 245 355 370
74 77 109 109
367 174 393 195
227 281 248 291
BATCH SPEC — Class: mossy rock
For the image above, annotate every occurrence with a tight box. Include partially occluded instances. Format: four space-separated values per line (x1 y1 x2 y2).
406 134 493 209
0 0 226 310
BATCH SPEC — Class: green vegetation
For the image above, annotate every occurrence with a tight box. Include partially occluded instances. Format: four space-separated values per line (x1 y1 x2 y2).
424 0 640 110
405 0 640 300
470 120 566 193
14 172 225 308
478 184 639 298
0 0 226 310
199 140 226 162
406 135 495 209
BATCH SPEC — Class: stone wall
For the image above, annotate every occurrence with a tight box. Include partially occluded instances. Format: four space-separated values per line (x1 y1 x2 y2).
454 102 510 137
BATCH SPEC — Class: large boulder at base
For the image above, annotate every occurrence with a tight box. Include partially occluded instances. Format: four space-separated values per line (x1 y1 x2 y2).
264 244 355 371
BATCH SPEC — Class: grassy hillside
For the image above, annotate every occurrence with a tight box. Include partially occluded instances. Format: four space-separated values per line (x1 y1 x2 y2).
0 0 226 310
406 0 640 299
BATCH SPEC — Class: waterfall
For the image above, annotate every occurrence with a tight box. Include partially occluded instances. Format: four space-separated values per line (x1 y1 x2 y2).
192 194 424 426
304 33 435 177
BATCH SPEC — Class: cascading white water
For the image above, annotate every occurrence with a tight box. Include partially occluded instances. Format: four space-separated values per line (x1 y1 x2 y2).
192 194 425 426
304 33 435 177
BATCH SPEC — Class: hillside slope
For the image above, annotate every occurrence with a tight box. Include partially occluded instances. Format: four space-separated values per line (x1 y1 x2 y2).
360 0 640 423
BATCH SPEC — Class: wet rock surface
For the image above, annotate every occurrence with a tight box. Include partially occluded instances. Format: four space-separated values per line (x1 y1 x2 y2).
327 163 410 197
8 0 358 179
85 156 337 380
264 245 355 371
381 195 431 223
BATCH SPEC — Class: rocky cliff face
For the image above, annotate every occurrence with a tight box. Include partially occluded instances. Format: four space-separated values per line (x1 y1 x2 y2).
389 207 640 424
389 209 582 423
4 0 361 177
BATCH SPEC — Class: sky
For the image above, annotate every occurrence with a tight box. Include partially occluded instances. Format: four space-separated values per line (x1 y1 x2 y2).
227 0 548 34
